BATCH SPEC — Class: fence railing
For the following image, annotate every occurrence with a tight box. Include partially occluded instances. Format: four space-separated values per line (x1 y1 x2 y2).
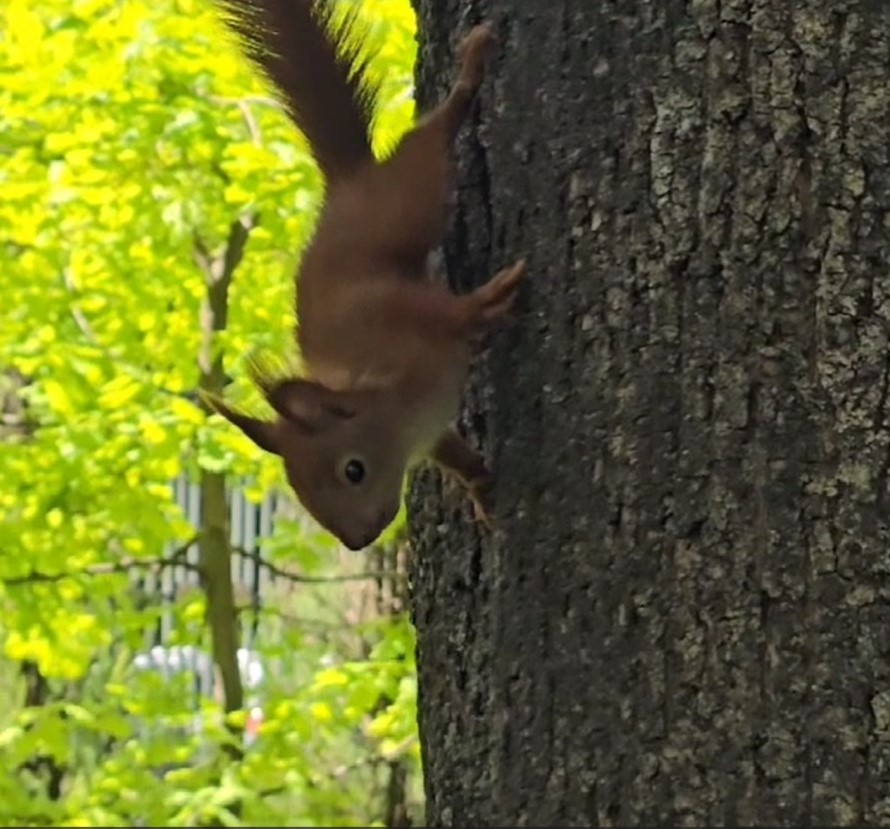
132 475 290 649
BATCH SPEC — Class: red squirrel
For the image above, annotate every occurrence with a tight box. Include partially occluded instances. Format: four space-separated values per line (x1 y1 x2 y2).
209 0 525 550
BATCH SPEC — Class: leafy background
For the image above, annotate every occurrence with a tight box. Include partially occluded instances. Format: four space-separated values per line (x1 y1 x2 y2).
0 0 422 824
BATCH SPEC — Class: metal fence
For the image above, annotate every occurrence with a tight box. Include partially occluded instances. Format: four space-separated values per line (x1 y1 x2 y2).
133 475 287 650
126 475 291 707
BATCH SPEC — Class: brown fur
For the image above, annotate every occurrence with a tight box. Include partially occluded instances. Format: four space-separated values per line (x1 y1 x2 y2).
210 0 525 549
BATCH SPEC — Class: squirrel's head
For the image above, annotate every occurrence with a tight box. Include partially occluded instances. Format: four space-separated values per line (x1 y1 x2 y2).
208 378 404 551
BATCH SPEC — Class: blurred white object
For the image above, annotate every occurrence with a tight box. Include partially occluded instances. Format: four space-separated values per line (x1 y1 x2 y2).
130 645 266 756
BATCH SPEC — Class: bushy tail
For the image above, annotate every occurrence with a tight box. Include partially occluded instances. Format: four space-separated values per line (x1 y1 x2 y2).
219 0 380 183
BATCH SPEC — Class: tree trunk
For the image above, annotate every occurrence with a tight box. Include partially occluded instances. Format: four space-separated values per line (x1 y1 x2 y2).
407 1 890 826
194 216 256 759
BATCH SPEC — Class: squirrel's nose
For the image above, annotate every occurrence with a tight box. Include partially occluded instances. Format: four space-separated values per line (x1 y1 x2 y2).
364 508 398 548
376 504 400 535
343 534 369 552
342 506 399 550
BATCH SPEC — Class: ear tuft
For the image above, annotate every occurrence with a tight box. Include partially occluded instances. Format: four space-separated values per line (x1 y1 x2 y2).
246 350 301 395
201 390 280 455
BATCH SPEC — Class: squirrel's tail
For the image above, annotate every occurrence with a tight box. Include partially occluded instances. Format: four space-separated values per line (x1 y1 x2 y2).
220 0 380 183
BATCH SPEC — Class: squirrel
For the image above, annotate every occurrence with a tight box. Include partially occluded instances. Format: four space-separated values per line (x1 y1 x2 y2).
209 0 526 550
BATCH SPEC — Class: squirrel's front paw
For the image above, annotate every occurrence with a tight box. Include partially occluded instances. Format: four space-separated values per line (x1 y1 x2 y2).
471 258 527 327
467 471 496 532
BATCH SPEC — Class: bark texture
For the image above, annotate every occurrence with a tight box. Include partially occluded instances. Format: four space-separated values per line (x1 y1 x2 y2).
407 1 890 826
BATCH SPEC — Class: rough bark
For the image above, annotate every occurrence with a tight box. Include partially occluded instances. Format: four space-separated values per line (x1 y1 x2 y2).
407 1 890 826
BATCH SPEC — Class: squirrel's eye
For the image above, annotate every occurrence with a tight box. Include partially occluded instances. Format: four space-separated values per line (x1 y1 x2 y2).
343 458 365 485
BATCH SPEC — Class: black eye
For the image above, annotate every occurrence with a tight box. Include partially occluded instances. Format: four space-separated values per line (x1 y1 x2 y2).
343 458 365 485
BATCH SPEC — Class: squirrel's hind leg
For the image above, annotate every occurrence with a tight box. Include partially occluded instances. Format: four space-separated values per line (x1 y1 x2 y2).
415 22 495 145
430 427 496 529
371 23 496 271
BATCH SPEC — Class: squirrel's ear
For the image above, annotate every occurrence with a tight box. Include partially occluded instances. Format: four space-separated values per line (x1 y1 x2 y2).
202 393 280 455
263 379 357 432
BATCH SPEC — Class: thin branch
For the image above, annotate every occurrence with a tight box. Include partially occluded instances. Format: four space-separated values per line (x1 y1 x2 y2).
205 94 284 111
234 605 370 631
202 93 293 145
192 213 256 289
235 100 261 145
3 537 198 588
61 267 97 343
4 531 401 590
231 545 402 585
194 213 258 385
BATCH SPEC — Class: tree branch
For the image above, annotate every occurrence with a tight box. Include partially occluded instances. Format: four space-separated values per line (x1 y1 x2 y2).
193 212 260 778
61 266 98 343
2 537 198 588
231 545 402 585
2 537 399 590
194 213 257 387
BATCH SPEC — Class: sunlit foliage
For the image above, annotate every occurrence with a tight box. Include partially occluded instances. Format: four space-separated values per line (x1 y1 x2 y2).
0 0 422 824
